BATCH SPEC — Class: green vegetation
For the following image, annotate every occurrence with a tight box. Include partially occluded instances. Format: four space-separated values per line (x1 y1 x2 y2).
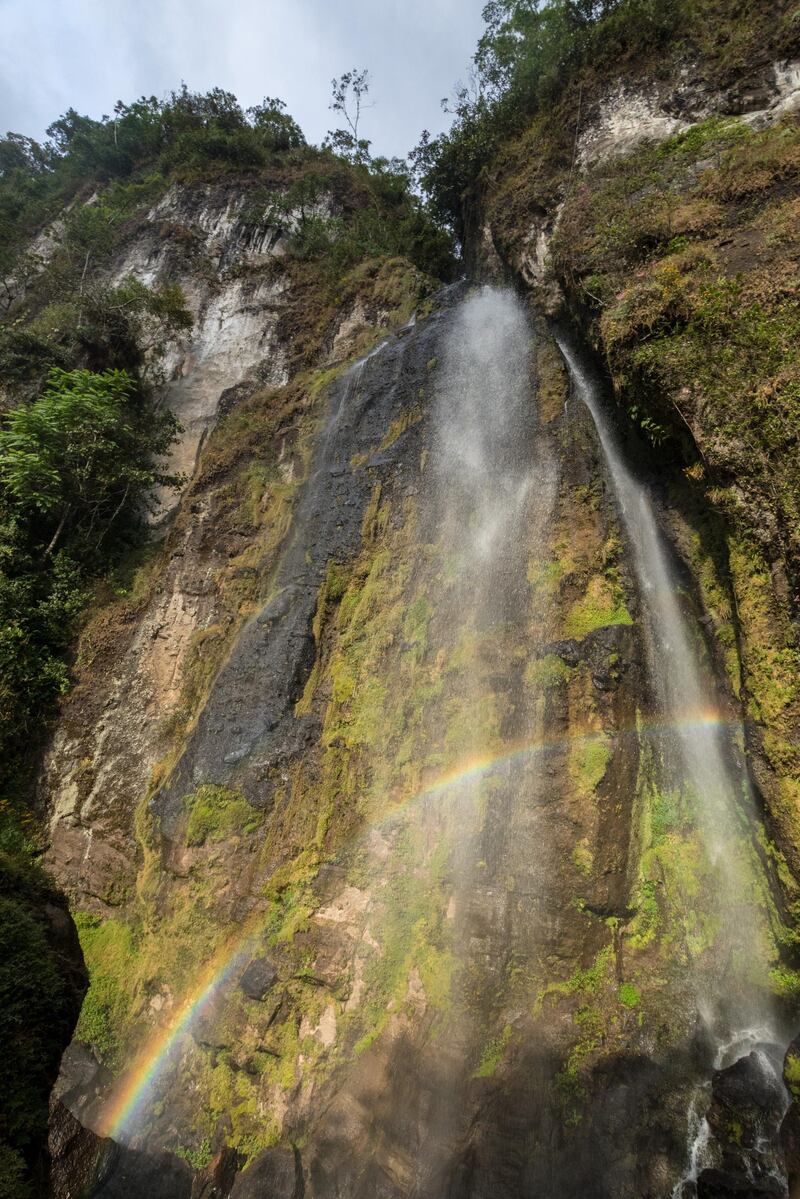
563 572 632 639
525 652 572 689
570 734 611 797
0 367 182 796
349 829 454 1055
473 1023 513 1078
0 78 459 1184
184 785 262 847
414 0 794 236
618 981 641 1007
174 1138 213 1170
74 913 135 1063
784 1049 800 1098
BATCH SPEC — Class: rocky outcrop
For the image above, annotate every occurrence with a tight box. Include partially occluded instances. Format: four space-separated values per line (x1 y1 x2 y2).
0 858 87 1194
695 1049 789 1197
49 1099 193 1199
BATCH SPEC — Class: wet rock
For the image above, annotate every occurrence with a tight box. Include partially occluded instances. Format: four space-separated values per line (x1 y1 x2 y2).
229 1145 303 1198
696 1167 785 1197
48 1099 193 1199
91 1145 194 1199
698 1049 789 1198
239 957 278 1001
256 585 303 627
49 1098 118 1198
709 1050 787 1139
192 1146 242 1198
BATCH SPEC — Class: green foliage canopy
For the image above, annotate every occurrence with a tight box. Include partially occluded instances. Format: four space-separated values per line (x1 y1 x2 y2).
0 368 181 790
0 367 181 556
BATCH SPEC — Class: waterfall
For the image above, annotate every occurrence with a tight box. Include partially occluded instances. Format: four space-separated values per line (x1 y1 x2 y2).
556 334 786 1194
433 286 548 587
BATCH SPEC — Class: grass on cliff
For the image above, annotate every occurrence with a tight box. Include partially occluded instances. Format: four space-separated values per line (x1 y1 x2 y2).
547 111 800 892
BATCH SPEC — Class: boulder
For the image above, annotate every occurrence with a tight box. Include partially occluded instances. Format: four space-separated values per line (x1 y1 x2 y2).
239 957 278 1001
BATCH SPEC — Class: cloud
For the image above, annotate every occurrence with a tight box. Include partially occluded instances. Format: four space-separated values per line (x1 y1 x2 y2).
0 0 485 156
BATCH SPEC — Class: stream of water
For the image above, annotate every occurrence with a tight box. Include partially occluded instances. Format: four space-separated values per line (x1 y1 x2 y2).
556 333 788 1196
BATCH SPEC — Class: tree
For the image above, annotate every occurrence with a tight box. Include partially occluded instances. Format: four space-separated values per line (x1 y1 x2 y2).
247 97 305 151
0 367 182 558
325 69 373 164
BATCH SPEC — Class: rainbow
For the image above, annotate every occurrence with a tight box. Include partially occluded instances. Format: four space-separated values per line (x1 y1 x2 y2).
100 916 263 1140
367 706 739 828
98 705 737 1141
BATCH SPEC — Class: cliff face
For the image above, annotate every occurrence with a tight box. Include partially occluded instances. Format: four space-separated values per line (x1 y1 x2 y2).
16 18 800 1199
473 24 800 942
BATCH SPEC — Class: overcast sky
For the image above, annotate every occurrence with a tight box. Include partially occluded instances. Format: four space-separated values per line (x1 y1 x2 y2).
0 0 487 159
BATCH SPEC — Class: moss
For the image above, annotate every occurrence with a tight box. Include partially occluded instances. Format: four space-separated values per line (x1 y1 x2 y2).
473 1024 512 1078
563 573 633 640
527 556 568 598
174 1138 213 1169
204 1054 280 1162
379 406 423 452
402 597 432 664
769 965 800 1000
184 785 262 847
626 880 660 951
618 982 641 1008
346 827 454 1057
572 840 594 876
74 914 136 1064
570 734 612 797
785 1050 800 1098
525 653 572 689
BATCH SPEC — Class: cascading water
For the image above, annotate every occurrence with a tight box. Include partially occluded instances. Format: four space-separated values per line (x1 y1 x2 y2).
392 284 560 1192
556 334 789 1196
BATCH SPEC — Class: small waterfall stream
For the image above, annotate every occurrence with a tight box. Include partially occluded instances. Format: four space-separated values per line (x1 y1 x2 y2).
556 334 788 1196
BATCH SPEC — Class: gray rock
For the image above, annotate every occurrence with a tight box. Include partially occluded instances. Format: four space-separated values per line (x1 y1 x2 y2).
239 957 278 1001
229 1146 302 1198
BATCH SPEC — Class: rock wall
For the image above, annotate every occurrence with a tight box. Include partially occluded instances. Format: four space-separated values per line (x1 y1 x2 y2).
37 25 800 1199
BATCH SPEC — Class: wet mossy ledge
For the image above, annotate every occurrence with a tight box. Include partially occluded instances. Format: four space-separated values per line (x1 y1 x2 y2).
465 58 800 914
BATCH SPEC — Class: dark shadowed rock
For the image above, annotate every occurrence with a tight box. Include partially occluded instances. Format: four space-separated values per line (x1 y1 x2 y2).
697 1049 789 1199
697 1166 785 1197
49 1099 193 1199
49 1098 118 1198
91 1145 193 1199
239 957 278 1001
229 1146 303 1198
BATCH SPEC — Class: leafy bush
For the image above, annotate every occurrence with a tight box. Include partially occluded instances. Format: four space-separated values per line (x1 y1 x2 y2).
0 368 179 553
0 367 182 790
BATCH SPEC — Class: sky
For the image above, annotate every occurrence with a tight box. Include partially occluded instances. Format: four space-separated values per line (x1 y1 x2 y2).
0 0 487 160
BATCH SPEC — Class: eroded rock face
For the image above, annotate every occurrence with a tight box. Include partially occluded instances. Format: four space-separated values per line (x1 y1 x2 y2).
577 58 800 171
108 182 295 518
40 282 737 1199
